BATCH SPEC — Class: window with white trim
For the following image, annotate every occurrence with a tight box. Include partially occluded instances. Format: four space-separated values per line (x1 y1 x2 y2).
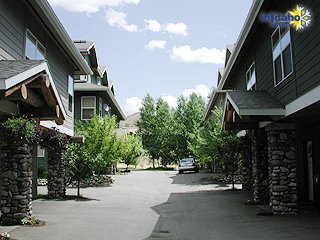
272 27 293 85
99 97 103 117
37 146 45 158
68 75 73 112
81 96 96 120
25 30 45 60
246 62 256 90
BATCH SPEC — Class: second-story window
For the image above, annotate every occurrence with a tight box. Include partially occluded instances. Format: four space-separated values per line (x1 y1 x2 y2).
68 75 73 112
81 96 96 120
272 27 293 86
246 62 256 90
99 97 103 117
25 30 45 60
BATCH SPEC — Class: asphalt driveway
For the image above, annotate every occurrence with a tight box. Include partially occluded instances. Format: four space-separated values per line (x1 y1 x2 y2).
2 171 320 240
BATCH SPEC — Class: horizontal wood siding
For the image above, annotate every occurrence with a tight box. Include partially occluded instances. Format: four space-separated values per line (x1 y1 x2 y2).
255 28 274 94
0 1 25 60
0 0 77 133
293 0 320 97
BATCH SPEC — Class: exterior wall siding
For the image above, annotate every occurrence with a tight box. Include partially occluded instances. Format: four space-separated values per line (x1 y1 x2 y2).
0 1 24 60
293 0 320 97
0 0 75 133
227 0 320 107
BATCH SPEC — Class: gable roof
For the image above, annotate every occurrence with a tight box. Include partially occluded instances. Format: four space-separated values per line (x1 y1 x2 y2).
74 82 125 120
0 60 66 124
74 40 100 76
222 90 285 131
227 90 285 116
26 0 93 75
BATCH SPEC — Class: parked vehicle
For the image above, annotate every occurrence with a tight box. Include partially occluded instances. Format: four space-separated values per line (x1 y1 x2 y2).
178 158 199 174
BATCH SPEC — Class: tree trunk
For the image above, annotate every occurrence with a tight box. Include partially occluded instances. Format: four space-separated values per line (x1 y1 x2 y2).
77 180 80 197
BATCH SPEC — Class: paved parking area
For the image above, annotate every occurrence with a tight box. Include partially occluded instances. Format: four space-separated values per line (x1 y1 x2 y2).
1 171 320 239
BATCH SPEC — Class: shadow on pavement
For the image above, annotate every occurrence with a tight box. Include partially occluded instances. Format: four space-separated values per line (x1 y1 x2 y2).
146 173 320 240
170 172 229 188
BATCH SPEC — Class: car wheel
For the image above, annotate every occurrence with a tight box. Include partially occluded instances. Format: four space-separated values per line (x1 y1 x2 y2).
179 170 183 174
195 169 199 173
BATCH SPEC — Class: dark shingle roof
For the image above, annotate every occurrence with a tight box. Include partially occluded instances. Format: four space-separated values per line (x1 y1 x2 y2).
228 90 284 110
0 60 45 80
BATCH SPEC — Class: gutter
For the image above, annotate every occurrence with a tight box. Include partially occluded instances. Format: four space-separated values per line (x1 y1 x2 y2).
75 86 126 120
203 0 264 120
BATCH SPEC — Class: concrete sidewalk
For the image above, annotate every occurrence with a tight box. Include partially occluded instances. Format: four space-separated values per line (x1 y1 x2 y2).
1 171 320 240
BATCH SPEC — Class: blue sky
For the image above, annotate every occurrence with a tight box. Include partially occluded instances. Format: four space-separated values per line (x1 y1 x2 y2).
48 0 253 116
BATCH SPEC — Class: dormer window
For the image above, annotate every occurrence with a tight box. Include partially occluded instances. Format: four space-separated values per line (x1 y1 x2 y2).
246 62 256 90
25 30 45 60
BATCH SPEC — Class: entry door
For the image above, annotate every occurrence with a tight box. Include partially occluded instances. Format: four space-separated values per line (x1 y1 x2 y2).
307 141 314 201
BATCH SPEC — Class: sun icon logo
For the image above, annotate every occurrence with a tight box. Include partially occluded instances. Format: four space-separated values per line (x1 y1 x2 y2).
288 5 312 30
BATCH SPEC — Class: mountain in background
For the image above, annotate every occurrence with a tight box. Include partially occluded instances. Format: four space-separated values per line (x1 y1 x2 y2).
119 112 140 128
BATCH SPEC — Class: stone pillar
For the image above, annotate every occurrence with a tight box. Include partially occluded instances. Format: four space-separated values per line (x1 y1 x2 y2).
266 123 297 215
241 131 253 190
242 150 253 190
47 148 65 198
0 141 33 225
251 129 269 203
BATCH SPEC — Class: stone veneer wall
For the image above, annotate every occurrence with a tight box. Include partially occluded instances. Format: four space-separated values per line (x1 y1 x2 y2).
0 141 32 225
251 129 269 203
47 148 65 198
242 133 253 191
266 123 297 215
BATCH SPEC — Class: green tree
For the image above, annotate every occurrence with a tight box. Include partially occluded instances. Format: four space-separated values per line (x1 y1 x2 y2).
64 143 93 197
136 94 158 168
75 114 121 171
120 134 144 170
174 93 206 161
155 98 175 167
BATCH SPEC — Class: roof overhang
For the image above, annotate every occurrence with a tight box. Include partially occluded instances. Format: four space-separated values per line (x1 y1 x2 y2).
75 82 126 120
0 60 66 125
26 0 93 75
222 90 285 131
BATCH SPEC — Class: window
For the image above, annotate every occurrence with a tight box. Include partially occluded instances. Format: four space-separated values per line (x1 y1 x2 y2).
25 30 45 60
68 76 73 112
272 27 293 85
246 62 256 90
37 146 45 158
81 96 96 120
99 97 103 117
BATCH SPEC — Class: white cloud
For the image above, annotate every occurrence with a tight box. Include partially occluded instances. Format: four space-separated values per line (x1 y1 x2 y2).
48 0 140 13
217 31 227 38
105 8 138 32
125 97 142 115
144 19 162 32
145 40 166 50
170 45 225 64
181 84 211 98
161 95 178 108
163 22 188 36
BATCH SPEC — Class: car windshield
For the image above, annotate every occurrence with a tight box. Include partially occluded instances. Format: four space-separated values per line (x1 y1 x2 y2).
181 158 193 163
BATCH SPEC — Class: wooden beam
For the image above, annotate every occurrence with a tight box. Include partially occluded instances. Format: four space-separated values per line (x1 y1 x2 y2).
23 87 45 108
0 72 44 99
225 122 259 130
39 87 56 107
21 105 59 119
28 74 50 88
70 136 85 143
226 110 233 122
55 117 64 125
